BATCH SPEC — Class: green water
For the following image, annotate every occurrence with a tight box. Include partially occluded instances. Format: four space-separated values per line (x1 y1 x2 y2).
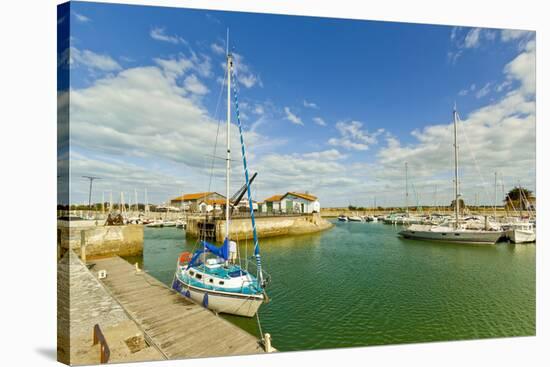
128 221 535 351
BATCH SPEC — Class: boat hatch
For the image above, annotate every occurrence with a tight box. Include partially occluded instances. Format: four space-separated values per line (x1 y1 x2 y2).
228 270 247 278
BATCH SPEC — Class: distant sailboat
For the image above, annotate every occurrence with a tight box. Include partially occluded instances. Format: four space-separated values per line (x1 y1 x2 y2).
399 106 504 245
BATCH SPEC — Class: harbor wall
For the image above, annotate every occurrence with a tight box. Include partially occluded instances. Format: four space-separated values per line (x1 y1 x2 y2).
57 221 143 260
186 213 333 242
320 207 515 218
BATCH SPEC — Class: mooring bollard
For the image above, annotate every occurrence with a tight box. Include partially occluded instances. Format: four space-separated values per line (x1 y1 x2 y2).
263 333 274 353
80 230 87 263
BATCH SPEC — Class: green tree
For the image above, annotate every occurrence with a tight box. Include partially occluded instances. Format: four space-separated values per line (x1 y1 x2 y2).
504 186 535 210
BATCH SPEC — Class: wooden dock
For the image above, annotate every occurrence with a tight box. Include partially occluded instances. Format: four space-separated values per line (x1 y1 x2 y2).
91 256 265 360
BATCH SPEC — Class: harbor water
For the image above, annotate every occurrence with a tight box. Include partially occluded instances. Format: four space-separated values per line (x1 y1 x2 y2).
126 220 535 351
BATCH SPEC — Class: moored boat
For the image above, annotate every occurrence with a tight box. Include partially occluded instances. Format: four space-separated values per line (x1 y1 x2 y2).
337 215 348 222
399 224 503 244
171 46 269 317
398 106 504 245
505 222 536 243
348 215 363 222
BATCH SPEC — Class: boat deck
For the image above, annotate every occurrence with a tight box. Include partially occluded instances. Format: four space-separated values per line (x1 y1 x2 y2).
91 256 265 360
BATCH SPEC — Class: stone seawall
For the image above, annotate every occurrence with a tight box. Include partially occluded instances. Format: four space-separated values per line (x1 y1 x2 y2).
58 221 143 260
186 213 333 242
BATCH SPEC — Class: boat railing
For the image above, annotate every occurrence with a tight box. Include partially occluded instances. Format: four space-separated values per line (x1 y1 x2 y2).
92 324 110 364
239 257 272 287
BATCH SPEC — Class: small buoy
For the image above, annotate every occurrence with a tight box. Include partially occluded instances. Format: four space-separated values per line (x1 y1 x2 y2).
98 270 107 279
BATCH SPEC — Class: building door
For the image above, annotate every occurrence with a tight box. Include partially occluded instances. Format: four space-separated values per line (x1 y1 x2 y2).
286 200 293 213
267 202 273 213
301 203 305 213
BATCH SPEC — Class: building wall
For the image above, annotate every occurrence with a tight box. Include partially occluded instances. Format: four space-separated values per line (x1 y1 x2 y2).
280 195 318 213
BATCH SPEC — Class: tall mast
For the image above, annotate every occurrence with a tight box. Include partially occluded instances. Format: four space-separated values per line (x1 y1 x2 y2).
453 105 460 227
226 30 232 240
405 162 409 215
494 172 498 218
144 188 148 213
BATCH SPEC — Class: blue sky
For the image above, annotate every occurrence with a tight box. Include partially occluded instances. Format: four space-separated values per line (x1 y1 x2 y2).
59 1 536 208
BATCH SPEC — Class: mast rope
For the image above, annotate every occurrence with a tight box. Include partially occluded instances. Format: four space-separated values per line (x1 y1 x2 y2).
456 112 494 213
230 64 264 287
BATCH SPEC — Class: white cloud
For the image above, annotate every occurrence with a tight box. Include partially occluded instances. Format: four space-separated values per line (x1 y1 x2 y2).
69 152 188 205
475 82 492 99
253 104 265 115
68 54 271 194
458 83 476 96
73 11 90 23
211 43 225 55
150 27 186 45
183 74 209 95
501 29 532 42
503 40 535 95
69 47 121 71
226 53 262 89
284 107 303 125
302 149 346 161
154 53 211 80
464 28 482 48
449 27 498 63
328 121 383 151
303 100 318 109
373 44 535 205
313 117 327 126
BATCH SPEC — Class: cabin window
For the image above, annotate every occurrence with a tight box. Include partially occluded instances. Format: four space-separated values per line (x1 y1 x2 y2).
442 233 447 236
219 281 225 285
454 233 460 236
209 278 214 283
189 271 195 276
195 273 202 280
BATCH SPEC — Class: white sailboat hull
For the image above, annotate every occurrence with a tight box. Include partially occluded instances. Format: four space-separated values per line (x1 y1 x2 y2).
506 229 536 243
172 277 264 317
399 225 503 244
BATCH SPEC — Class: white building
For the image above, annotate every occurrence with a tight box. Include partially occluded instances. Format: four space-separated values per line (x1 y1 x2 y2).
259 192 320 214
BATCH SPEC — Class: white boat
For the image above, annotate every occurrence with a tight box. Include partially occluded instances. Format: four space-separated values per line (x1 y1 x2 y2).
176 219 186 229
348 215 363 222
145 219 166 228
337 215 348 222
399 106 504 245
172 46 269 317
400 224 503 244
505 222 536 243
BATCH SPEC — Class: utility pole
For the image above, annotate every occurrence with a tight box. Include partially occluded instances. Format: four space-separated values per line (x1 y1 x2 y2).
82 176 100 218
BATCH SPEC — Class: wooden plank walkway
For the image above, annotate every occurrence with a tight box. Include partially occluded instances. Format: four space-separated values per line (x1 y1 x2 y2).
91 256 265 360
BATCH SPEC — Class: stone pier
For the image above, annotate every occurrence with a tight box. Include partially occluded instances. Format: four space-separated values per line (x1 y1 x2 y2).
186 213 333 242
57 220 143 260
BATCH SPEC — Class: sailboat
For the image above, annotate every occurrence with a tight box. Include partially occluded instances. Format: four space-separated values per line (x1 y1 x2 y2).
399 106 504 245
171 45 268 317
